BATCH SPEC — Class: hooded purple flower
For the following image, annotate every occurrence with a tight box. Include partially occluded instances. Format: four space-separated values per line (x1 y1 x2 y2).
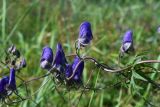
8 68 16 90
72 56 84 81
66 56 84 83
0 76 9 95
53 43 67 72
121 30 134 54
40 46 53 70
78 21 93 48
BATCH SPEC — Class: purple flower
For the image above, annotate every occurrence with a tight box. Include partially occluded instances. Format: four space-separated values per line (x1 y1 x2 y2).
40 46 54 70
121 30 134 54
8 68 16 90
0 76 9 95
66 56 84 84
72 56 84 81
53 43 67 72
78 21 93 48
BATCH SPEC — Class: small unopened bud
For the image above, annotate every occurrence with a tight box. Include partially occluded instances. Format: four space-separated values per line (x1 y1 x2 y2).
78 21 93 48
8 45 20 58
40 46 53 70
120 30 134 54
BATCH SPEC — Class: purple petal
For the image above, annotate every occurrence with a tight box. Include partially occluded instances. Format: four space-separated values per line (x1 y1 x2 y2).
8 68 16 90
53 43 67 72
40 46 53 70
121 30 134 53
0 76 9 93
123 30 133 43
78 21 93 47
65 56 84 84
65 64 73 78
72 56 84 81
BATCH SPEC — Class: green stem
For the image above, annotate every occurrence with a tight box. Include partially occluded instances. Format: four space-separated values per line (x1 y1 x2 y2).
135 55 160 107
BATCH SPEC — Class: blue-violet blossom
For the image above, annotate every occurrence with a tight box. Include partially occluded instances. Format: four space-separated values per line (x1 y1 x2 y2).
121 30 134 54
40 46 53 70
78 21 93 48
8 68 16 90
0 76 9 96
66 56 84 83
53 43 67 72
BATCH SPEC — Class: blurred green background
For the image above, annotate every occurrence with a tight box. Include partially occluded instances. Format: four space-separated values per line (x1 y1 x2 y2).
0 0 160 107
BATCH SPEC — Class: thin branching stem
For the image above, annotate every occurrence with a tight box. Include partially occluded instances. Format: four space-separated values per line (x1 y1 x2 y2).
65 54 160 81
23 73 51 85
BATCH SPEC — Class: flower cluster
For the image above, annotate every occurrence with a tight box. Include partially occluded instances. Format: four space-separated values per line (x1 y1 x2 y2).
1 18 160 106
0 45 26 103
40 43 84 85
1 20 160 106
40 21 136 87
40 21 93 86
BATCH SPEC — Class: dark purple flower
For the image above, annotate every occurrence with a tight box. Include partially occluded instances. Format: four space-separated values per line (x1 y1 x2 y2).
0 76 9 94
8 68 16 90
40 46 53 70
72 56 84 81
121 30 134 54
53 43 67 72
78 21 93 48
65 56 84 83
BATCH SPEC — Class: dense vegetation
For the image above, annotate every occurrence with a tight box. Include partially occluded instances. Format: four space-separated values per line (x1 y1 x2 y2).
0 0 160 107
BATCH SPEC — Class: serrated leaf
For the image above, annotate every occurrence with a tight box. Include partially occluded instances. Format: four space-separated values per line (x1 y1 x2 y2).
132 71 147 81
129 75 136 94
130 74 144 93
134 84 143 90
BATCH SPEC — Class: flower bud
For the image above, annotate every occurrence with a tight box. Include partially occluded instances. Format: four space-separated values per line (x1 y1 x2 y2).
78 21 93 48
121 30 134 54
53 43 67 72
40 46 53 70
65 56 84 84
8 45 20 58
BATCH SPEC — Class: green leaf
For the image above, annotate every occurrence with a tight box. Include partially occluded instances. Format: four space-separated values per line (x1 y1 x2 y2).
130 74 144 93
132 71 147 81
